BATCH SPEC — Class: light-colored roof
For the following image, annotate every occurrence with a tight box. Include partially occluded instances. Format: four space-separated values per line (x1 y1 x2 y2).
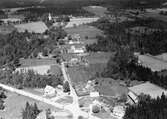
129 82 167 99
15 21 48 33
128 92 138 101
138 54 167 72
1 18 21 23
65 17 99 28
15 65 51 75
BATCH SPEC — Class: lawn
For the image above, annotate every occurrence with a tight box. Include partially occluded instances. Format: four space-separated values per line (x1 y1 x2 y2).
65 25 103 45
0 91 60 119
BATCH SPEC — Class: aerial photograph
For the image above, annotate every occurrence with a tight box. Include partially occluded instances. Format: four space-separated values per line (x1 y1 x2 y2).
0 0 167 119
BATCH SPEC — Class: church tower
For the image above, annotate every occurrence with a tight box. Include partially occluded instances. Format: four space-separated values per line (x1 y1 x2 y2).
48 13 52 21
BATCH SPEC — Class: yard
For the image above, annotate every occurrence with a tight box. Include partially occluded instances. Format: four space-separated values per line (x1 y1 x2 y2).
0 91 61 119
65 25 104 45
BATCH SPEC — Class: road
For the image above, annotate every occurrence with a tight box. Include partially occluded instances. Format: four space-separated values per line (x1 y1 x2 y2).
0 83 64 109
0 62 98 119
61 62 89 119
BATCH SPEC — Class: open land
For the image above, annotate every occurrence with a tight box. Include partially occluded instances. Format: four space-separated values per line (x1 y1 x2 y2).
0 91 61 119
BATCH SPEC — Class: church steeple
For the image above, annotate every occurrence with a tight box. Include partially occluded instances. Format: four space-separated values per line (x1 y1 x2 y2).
48 13 52 21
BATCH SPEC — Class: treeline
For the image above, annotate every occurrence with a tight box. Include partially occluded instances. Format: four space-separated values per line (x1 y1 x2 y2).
0 70 63 89
109 0 167 9
124 93 167 119
0 88 6 110
22 102 41 119
16 3 93 18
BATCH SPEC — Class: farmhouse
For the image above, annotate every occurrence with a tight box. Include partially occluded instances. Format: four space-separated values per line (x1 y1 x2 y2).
128 82 167 104
44 85 57 97
15 21 48 33
68 45 86 54
137 54 167 72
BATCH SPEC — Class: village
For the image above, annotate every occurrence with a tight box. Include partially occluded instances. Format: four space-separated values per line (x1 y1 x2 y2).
1 1 167 119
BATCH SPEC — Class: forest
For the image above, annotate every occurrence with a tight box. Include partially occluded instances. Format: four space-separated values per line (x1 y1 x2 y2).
124 93 167 119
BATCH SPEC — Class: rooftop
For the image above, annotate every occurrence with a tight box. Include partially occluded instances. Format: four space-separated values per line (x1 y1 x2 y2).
129 82 167 99
138 54 167 72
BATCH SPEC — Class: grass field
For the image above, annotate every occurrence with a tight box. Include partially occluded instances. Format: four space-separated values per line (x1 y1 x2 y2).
0 91 60 119
65 25 103 45
15 21 48 33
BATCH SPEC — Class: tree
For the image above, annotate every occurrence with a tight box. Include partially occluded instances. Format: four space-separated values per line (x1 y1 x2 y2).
22 102 41 119
63 81 70 92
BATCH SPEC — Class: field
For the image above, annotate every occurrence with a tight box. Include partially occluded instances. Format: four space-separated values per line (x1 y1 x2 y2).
15 21 48 33
0 91 60 119
83 6 108 17
65 25 103 45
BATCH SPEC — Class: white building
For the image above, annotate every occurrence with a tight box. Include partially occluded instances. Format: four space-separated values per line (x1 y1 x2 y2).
68 40 81 45
68 46 86 54
113 106 125 118
44 85 57 97
90 92 100 97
